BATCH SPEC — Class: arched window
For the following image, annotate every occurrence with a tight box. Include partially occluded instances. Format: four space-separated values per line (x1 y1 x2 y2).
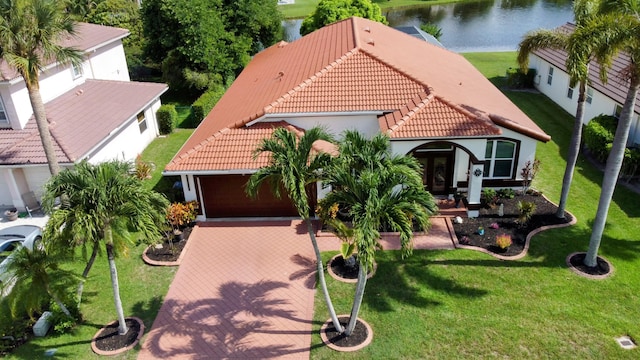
483 140 516 178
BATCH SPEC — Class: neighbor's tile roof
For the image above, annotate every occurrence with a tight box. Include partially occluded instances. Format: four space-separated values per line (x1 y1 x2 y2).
167 17 549 172
0 22 129 81
533 22 640 115
0 80 167 165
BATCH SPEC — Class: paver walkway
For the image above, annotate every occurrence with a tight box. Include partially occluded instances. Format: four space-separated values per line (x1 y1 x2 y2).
138 217 455 359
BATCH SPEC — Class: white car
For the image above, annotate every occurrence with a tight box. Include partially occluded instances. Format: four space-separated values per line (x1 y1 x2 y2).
0 225 43 288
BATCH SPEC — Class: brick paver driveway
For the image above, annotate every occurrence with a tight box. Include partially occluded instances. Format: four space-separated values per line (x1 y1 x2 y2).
138 220 319 359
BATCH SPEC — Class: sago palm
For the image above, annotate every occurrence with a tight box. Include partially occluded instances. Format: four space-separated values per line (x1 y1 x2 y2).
320 131 437 336
42 160 169 334
0 0 83 175
246 126 345 333
517 0 600 219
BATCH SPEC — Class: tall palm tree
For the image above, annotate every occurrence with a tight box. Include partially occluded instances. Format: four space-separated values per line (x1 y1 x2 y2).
42 160 169 334
576 1 640 267
517 0 600 219
246 126 344 333
319 131 437 336
0 0 82 176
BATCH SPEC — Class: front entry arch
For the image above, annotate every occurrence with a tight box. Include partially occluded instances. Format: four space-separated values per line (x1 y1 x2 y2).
415 151 453 195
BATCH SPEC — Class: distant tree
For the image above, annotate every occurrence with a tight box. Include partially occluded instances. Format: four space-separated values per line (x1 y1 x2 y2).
420 23 443 40
64 0 99 21
301 0 387 36
142 0 281 91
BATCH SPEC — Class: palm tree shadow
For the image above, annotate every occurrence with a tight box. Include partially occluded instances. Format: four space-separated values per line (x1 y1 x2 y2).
141 280 317 358
289 254 317 290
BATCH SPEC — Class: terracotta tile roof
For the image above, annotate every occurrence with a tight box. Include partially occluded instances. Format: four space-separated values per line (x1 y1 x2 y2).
166 121 337 171
533 22 640 115
381 93 502 138
1 22 129 81
0 79 167 165
168 17 549 172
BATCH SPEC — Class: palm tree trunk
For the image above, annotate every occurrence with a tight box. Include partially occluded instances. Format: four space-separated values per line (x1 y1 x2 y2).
105 227 129 335
26 79 60 176
305 219 343 333
77 243 99 305
585 80 639 267
557 80 587 218
49 288 72 317
345 260 368 336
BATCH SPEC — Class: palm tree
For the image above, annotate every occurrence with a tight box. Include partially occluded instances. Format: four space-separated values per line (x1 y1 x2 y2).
246 126 344 333
517 0 600 219
2 244 77 319
576 1 640 267
0 0 83 176
42 160 169 334
319 131 437 336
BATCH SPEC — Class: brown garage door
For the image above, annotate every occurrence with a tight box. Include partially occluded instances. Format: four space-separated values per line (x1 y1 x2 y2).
198 175 316 218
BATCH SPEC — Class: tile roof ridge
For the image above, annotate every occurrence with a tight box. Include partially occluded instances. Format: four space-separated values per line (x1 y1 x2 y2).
264 48 361 113
489 114 551 142
385 91 434 135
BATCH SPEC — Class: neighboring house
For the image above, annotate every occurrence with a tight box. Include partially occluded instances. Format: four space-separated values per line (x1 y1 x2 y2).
0 23 168 211
164 17 550 218
528 22 640 147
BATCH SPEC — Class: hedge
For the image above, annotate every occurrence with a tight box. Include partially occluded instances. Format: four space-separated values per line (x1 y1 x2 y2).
192 85 225 125
506 68 536 89
584 114 640 177
157 104 178 135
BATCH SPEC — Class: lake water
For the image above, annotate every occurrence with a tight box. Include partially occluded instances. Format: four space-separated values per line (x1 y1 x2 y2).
283 0 574 52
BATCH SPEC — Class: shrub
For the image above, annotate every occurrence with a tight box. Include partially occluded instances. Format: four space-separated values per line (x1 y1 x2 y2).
521 159 541 193
157 104 178 135
584 115 616 162
167 201 199 229
495 234 512 249
497 188 515 199
517 200 536 225
506 67 536 88
481 188 498 207
134 155 155 180
192 85 225 125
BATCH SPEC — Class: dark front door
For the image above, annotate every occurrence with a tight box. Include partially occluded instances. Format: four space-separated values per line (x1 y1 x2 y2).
416 152 454 195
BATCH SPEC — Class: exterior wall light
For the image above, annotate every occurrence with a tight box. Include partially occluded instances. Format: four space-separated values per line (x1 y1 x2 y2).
473 168 483 177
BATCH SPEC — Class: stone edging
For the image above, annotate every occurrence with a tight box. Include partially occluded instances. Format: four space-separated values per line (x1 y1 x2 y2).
565 252 614 279
453 194 577 260
142 231 196 266
320 315 373 352
91 316 145 356
326 254 377 283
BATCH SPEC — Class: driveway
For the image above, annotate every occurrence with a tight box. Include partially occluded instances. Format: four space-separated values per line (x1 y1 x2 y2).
138 220 319 359
138 218 455 359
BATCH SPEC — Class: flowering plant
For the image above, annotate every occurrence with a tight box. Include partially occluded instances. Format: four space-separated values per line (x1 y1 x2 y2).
495 234 512 249
490 222 499 229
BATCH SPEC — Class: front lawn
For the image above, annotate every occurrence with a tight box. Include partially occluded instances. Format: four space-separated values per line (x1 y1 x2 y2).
279 0 468 19
310 52 640 358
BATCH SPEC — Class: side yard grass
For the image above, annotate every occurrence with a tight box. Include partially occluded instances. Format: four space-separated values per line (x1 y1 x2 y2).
310 52 640 358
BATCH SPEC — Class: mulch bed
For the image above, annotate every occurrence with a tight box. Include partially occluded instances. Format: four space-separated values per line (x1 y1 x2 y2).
323 316 368 348
144 227 192 262
329 255 360 279
568 252 611 276
93 318 141 352
452 193 573 256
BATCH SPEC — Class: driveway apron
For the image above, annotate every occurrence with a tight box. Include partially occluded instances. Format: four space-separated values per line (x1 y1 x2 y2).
138 220 317 359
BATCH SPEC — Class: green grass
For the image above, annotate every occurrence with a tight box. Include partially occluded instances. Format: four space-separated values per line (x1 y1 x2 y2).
310 53 640 358
6 244 177 359
279 0 468 19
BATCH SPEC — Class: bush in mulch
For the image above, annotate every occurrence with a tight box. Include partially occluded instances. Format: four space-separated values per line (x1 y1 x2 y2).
145 227 192 262
453 193 572 257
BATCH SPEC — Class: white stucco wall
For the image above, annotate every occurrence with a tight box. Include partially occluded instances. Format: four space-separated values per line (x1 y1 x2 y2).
277 113 381 138
85 100 161 163
86 40 130 82
530 54 640 146
0 169 14 206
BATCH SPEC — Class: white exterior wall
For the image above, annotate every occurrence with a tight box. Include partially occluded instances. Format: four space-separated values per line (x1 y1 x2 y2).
3 39 129 129
0 169 14 206
280 114 381 138
530 54 640 146
85 100 161 163
86 40 130 81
